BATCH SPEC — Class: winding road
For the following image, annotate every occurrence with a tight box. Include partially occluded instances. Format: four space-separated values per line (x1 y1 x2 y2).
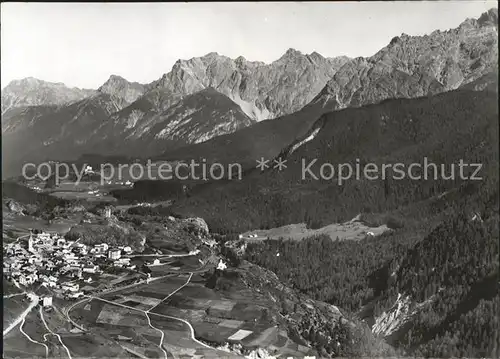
83 271 215 357
145 311 169 359
64 298 90 331
39 306 73 359
19 313 49 359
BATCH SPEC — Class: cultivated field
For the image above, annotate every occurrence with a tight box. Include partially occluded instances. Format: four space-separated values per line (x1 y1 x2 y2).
148 280 311 356
68 274 239 358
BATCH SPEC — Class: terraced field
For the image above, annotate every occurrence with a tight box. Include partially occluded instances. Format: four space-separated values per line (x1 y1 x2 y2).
68 275 240 358
149 280 314 357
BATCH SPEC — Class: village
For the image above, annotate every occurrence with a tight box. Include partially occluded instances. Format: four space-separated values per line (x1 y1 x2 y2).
3 229 139 304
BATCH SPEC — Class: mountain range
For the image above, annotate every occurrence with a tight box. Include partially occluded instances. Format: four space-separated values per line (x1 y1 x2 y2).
1 8 498 177
119 66 499 359
2 8 499 358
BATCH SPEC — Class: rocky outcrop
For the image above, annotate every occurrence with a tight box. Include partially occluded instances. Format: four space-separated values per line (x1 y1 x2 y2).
372 293 413 337
184 217 210 236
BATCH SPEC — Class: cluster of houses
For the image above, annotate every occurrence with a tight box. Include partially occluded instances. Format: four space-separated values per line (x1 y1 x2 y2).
239 233 260 239
87 189 101 196
104 180 133 187
28 184 44 192
4 230 136 299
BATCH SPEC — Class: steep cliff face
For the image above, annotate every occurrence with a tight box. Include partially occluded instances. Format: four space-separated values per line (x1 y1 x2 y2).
1 77 96 114
146 88 255 144
312 8 498 109
113 88 256 155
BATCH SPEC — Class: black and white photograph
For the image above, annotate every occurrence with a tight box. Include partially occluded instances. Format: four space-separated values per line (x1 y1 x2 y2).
1 1 498 358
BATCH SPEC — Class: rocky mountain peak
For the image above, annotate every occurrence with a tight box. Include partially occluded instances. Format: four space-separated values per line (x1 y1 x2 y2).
97 74 147 104
458 8 498 31
6 77 40 87
203 51 220 58
458 17 479 32
98 74 131 91
309 51 324 59
137 47 349 122
277 48 304 61
235 55 247 65
285 47 302 55
4 77 62 91
105 74 127 82
312 8 498 109
477 8 498 27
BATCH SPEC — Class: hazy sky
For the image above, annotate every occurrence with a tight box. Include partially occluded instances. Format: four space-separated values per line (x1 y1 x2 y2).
1 1 496 89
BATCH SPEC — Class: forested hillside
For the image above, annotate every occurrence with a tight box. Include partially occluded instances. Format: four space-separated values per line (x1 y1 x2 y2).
166 87 499 357
244 178 499 357
170 89 498 233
